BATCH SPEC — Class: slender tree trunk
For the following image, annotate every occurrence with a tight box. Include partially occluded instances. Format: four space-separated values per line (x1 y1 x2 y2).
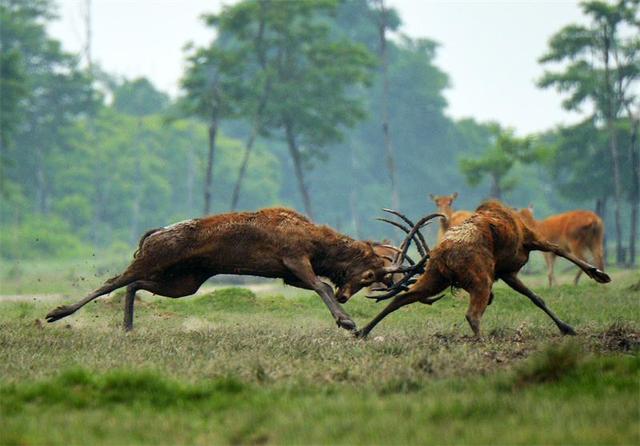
349 144 360 239
490 174 501 200
230 120 259 211
204 118 218 215
603 29 624 265
130 119 143 243
285 121 313 219
377 0 399 209
186 145 195 214
596 196 609 266
628 118 639 266
35 142 47 214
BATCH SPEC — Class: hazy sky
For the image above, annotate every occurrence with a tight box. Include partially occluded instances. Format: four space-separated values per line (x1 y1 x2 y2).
48 0 588 134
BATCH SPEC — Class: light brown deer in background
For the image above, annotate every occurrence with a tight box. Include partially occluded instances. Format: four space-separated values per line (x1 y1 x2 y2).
518 206 605 286
46 208 418 332
357 201 610 339
430 192 473 243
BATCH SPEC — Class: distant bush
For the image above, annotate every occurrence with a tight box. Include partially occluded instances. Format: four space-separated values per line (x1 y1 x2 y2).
0 216 90 260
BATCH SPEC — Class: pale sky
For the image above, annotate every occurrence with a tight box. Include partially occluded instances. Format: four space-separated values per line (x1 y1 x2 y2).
48 0 588 134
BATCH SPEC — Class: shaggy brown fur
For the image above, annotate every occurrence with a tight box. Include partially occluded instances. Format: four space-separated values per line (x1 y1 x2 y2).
357 200 611 339
429 192 473 244
46 207 395 331
518 207 605 286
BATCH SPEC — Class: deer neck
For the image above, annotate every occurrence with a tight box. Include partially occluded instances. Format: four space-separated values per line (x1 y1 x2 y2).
439 207 454 232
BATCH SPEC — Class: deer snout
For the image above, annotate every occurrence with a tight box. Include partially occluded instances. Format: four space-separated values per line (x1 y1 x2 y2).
335 285 353 304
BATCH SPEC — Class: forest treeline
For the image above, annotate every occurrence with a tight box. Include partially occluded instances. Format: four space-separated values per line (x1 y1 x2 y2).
0 0 637 265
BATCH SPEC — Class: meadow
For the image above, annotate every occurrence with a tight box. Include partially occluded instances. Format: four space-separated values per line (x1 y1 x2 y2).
0 259 638 445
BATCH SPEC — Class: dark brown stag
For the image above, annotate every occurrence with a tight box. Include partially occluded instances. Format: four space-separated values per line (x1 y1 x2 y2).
46 208 415 331
357 200 611 339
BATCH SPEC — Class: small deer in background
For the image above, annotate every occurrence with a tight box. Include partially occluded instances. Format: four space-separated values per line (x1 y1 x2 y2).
46 208 417 332
430 192 473 244
357 200 610 339
518 206 605 286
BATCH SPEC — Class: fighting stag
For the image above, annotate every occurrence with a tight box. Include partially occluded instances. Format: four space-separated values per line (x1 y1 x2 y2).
429 192 473 244
358 201 611 339
46 208 413 332
518 206 605 286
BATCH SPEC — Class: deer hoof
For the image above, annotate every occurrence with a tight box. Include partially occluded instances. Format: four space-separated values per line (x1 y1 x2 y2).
560 324 577 336
45 305 75 323
353 329 367 339
337 318 356 331
588 268 611 284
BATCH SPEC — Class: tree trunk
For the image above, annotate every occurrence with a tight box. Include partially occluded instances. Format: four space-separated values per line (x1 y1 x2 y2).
603 28 624 266
349 144 361 239
490 174 501 200
596 196 608 266
230 118 260 211
628 118 639 266
35 142 47 214
186 145 195 214
204 118 218 216
130 119 143 244
377 0 399 209
285 120 313 219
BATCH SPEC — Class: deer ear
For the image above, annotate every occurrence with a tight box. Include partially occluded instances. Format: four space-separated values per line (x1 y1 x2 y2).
361 270 376 284
452 192 458 200
429 193 435 200
528 203 534 211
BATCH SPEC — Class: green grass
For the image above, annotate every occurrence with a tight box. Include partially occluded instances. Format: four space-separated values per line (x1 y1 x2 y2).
0 266 638 445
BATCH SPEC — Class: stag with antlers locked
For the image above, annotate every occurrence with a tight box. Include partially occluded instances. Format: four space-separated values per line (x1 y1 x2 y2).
357 201 611 339
45 208 415 332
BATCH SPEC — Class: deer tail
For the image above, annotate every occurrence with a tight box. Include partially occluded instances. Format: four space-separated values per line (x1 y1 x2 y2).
133 227 164 259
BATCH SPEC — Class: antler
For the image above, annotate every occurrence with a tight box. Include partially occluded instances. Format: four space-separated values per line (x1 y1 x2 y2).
381 208 431 257
371 211 446 301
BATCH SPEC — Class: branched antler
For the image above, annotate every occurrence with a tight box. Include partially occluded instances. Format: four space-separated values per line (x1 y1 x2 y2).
370 210 446 301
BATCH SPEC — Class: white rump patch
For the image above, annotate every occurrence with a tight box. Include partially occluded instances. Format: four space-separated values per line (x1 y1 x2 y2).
163 219 195 230
442 222 480 243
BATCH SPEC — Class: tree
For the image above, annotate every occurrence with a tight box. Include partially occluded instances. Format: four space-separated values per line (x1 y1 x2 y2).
112 77 169 116
181 44 244 214
460 126 544 200
0 0 96 214
198 0 374 218
538 0 639 265
371 0 401 209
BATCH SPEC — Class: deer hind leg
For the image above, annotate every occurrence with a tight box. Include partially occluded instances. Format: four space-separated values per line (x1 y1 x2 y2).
569 241 587 285
356 273 447 339
501 273 575 335
544 252 556 287
283 257 355 331
591 236 605 272
123 273 209 331
531 239 610 284
46 272 136 324
464 279 492 338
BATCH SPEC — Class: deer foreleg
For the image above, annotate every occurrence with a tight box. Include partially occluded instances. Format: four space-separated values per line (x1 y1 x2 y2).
283 257 356 331
501 273 576 335
355 290 422 339
531 240 610 284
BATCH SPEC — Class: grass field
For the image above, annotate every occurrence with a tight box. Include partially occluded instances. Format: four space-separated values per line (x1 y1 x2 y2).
0 260 638 445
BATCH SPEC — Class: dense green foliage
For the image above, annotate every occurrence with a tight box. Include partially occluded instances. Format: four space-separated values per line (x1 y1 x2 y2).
0 0 637 260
